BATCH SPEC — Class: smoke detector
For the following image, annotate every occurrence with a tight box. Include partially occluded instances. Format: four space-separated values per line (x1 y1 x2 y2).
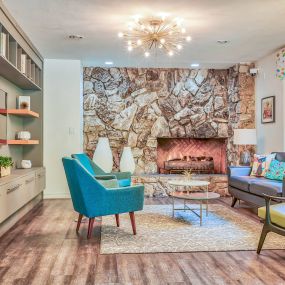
217 40 229 44
68 35 84 40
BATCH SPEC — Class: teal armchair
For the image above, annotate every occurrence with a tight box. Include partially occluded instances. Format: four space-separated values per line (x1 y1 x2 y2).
72 153 132 187
62 157 144 239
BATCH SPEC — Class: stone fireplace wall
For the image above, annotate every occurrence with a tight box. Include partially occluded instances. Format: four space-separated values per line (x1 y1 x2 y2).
83 64 255 173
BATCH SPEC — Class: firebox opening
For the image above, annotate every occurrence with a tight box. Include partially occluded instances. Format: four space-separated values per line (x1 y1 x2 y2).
157 138 227 174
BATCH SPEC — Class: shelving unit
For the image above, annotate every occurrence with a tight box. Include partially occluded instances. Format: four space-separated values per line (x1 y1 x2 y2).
0 2 45 235
0 24 42 90
0 55 41 90
0 108 39 118
0 139 39 145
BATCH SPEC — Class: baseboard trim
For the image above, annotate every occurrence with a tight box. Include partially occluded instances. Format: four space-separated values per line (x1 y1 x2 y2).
43 192 71 199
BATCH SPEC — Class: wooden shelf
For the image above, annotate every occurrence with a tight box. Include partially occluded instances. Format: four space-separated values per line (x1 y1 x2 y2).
0 56 41 90
0 109 39 118
0 139 39 145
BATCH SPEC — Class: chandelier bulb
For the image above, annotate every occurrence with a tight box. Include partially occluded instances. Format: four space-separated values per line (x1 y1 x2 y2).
118 32 123 38
128 46 133 51
168 51 174 56
137 39 142 45
181 28 186 34
186 36 192 42
177 44 182 50
144 51 150 57
160 38 166 44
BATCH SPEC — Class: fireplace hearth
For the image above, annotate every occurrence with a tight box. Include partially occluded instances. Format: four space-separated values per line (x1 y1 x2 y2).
157 138 227 174
163 156 214 174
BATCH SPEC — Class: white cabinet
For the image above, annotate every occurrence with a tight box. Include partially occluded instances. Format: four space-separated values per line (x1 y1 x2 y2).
4 177 26 218
35 169 45 195
0 167 45 223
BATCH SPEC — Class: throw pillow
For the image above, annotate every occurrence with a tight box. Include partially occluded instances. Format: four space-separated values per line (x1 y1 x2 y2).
97 179 119 189
250 153 276 177
265 159 285 181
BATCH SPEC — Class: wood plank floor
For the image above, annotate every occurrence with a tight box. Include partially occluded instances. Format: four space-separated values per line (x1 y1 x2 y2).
0 197 285 285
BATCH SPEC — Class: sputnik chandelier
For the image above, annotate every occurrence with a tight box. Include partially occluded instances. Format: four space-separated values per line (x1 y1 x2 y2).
118 15 191 57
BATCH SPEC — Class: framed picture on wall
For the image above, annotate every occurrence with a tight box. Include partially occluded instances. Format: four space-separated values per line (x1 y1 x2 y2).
261 96 275 124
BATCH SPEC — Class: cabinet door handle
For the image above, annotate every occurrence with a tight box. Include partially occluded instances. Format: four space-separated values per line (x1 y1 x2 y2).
7 184 21 194
26 178 35 184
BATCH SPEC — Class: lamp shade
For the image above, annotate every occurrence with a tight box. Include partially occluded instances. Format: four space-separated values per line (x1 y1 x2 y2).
233 129 257 145
93 137 113 172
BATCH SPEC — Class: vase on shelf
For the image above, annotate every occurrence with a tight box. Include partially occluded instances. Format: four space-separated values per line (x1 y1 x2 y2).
0 166 11 177
120 146 135 174
93 137 113 172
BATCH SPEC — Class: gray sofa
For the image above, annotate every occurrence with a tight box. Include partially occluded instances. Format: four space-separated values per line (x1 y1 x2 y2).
228 152 285 207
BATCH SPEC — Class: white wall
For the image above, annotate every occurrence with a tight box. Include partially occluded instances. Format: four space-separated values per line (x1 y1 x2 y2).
44 59 82 198
255 51 284 153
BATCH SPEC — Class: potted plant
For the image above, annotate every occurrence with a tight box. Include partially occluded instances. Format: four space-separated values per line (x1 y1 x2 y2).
0 156 13 177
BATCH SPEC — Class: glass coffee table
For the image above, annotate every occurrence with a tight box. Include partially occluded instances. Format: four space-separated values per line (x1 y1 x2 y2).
168 180 220 226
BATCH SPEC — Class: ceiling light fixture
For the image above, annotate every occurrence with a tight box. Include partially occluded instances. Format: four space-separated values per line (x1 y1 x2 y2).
105 61 113 65
191 63 199 67
118 15 191 57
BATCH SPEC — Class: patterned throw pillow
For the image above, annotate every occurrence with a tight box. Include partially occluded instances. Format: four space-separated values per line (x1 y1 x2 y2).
250 154 276 177
265 159 285 181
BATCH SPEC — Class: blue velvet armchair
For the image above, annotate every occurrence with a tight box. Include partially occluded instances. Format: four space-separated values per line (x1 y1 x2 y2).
62 157 144 238
72 153 132 187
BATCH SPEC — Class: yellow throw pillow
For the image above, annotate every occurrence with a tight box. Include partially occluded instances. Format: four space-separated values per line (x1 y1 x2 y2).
250 154 276 177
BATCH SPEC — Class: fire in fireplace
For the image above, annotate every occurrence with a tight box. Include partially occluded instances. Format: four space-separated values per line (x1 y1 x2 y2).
157 138 227 174
164 156 214 174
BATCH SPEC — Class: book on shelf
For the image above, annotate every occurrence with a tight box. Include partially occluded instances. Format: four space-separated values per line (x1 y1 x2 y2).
20 54 26 74
0 32 7 58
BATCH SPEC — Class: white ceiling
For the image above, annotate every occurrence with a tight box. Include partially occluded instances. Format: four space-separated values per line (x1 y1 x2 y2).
3 0 285 68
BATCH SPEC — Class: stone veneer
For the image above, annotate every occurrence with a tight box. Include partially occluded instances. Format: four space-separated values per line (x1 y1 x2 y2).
132 174 229 197
84 65 255 173
83 64 255 175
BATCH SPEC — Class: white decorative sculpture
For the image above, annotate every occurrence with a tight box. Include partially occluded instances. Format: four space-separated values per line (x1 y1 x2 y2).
120 146 136 174
93 137 113 172
21 160 32 169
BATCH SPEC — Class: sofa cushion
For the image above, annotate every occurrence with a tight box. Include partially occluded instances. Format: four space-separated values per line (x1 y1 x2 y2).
250 180 283 196
258 203 285 228
229 176 267 192
274 152 285 162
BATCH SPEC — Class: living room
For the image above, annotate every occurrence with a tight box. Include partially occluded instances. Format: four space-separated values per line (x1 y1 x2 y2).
0 0 285 284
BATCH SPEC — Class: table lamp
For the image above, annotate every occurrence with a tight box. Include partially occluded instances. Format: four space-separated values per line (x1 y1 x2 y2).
233 129 257 166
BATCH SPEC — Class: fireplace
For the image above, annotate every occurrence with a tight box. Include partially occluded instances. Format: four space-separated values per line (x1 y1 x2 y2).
157 138 227 174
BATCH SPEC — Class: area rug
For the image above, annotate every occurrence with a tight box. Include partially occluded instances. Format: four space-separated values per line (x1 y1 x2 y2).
100 204 285 254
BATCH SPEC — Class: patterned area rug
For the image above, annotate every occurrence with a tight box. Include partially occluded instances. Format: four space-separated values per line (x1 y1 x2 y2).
100 204 285 254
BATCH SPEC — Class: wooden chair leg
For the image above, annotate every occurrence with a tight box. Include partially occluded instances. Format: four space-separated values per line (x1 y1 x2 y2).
115 214 120 227
231 197 238 208
76 214 83 232
87 218 95 239
129 212 136 235
257 226 269 254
